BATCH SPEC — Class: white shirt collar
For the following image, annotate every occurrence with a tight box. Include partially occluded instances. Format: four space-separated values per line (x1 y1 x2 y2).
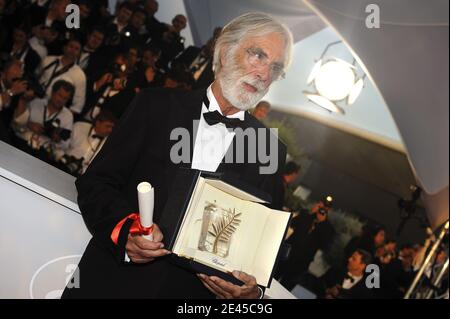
342 272 363 290
206 85 245 121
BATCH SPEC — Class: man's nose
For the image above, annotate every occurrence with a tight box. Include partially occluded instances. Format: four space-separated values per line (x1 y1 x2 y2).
255 65 271 82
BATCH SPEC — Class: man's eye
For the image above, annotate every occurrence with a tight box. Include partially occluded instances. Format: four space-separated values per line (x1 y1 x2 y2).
272 65 282 73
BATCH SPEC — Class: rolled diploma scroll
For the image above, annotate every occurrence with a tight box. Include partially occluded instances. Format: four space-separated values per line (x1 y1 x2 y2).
137 182 154 241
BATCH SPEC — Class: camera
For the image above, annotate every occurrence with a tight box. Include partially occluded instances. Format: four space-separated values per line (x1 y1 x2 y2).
110 62 127 78
44 118 71 141
165 31 185 44
60 155 84 175
318 195 333 215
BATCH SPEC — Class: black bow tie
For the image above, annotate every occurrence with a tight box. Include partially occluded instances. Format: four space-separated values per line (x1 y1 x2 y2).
91 134 103 140
344 273 355 283
203 111 248 130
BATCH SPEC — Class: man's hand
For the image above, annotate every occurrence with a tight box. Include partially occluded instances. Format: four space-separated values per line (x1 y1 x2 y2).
27 122 44 134
312 202 328 223
113 78 126 90
10 80 28 96
311 202 325 214
145 67 155 83
197 271 261 299
125 223 171 264
325 285 341 299
95 73 113 90
22 90 35 101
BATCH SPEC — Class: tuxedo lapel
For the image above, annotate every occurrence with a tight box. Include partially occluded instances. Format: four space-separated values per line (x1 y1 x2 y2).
216 112 260 184
165 88 205 171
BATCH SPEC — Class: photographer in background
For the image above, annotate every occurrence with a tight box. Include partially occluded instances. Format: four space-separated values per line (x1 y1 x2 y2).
137 43 163 87
120 6 148 49
172 27 221 89
279 196 336 290
0 58 28 141
57 110 116 176
103 2 134 52
82 52 130 121
36 37 86 115
77 26 106 79
275 161 301 214
12 79 74 161
2 23 41 76
155 14 187 71
28 0 72 56
321 249 374 299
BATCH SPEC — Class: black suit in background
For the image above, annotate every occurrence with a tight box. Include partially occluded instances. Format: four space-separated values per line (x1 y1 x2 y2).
320 266 375 299
173 46 215 90
2 44 41 77
62 87 286 298
173 46 202 67
27 7 68 56
82 48 111 84
279 212 335 290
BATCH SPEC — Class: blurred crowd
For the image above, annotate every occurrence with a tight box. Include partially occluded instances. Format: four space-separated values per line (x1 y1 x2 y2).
275 161 448 299
1 0 220 175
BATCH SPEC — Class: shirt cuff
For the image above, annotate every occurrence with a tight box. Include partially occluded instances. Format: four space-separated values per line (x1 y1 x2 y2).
257 286 264 299
124 251 131 263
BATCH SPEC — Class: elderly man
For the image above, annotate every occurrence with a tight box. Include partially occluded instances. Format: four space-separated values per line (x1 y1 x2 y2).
62 12 293 299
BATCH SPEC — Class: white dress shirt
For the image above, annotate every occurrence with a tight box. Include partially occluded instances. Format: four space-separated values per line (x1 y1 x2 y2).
77 47 97 71
191 86 245 172
113 18 127 34
13 97 73 151
342 273 363 290
36 56 87 114
64 122 106 173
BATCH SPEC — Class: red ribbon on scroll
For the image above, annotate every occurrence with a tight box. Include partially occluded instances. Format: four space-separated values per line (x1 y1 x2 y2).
111 213 154 245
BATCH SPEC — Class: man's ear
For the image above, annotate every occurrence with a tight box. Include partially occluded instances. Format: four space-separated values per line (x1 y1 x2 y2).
219 45 228 68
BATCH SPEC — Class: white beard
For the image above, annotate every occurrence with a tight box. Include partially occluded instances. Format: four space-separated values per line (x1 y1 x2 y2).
219 59 269 111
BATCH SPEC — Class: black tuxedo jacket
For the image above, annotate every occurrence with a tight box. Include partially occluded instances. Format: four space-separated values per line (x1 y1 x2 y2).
322 267 375 299
173 46 215 89
62 87 286 298
174 46 202 67
2 45 41 77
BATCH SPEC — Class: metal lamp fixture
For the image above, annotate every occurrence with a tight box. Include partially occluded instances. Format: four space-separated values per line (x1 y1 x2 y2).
304 41 366 115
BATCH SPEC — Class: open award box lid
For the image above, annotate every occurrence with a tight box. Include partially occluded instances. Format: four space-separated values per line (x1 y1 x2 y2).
159 168 291 288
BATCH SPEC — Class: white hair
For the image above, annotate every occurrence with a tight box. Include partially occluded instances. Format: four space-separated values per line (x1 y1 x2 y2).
213 12 294 75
